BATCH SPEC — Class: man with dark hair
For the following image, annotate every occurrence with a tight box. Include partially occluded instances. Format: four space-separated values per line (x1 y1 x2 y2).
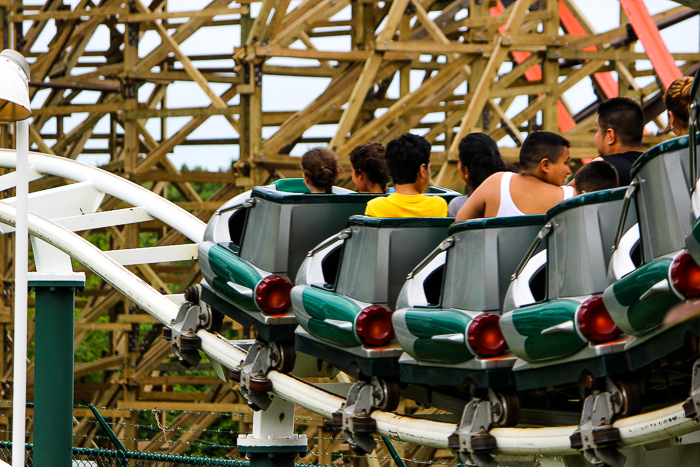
593 97 644 185
574 160 619 195
365 133 447 217
456 131 574 220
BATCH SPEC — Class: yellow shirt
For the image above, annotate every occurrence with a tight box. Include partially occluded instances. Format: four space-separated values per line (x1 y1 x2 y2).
365 193 448 218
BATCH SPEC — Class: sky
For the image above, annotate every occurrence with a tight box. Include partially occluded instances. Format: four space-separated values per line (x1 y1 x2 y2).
23 0 700 170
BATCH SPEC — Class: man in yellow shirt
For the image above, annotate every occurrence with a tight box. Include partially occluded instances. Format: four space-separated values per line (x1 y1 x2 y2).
365 133 448 218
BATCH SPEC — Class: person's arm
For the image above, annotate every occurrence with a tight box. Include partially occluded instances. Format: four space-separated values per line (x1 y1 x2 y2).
455 193 484 221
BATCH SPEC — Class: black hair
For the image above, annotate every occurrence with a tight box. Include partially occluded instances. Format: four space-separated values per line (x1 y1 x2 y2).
301 148 339 194
350 142 391 192
597 97 644 147
519 131 570 171
457 133 507 192
574 160 619 193
384 133 431 185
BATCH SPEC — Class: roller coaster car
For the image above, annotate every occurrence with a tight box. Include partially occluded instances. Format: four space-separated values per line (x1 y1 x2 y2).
197 178 373 343
292 215 453 407
500 188 628 390
391 215 546 395
504 136 700 413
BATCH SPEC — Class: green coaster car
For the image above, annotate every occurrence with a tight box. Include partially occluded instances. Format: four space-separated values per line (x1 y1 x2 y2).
198 179 375 344
601 136 700 368
500 136 700 414
292 214 454 408
499 188 629 394
391 215 546 394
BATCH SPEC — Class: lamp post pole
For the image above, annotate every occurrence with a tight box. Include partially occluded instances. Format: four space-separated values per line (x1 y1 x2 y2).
0 49 34 467
11 118 28 467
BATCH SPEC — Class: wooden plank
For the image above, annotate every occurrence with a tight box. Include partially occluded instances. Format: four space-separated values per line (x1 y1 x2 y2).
117 400 253 414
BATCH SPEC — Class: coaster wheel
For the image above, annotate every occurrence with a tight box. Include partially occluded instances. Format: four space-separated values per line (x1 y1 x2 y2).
617 379 642 418
249 376 273 394
272 343 296 373
496 391 520 427
377 378 401 412
205 306 225 333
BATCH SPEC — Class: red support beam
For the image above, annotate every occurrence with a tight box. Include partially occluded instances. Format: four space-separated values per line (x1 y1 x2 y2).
558 1 618 100
619 0 682 90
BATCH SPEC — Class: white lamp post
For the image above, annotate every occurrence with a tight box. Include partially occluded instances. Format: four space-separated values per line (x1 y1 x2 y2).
0 49 32 467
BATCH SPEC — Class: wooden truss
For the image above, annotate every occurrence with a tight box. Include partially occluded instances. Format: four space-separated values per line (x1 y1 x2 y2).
0 0 694 458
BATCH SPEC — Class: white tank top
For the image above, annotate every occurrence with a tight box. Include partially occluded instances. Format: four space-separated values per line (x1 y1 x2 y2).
496 172 575 218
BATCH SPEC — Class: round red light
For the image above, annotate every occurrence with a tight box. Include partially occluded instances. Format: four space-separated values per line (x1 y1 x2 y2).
577 296 620 343
255 275 292 315
671 251 700 298
356 305 394 347
467 314 507 357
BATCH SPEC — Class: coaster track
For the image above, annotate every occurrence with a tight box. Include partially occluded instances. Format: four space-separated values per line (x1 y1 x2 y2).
1 151 699 461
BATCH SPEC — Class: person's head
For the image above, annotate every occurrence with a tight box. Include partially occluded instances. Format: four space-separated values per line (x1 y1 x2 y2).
300 148 339 194
457 133 507 193
519 131 572 186
349 142 391 193
385 133 432 191
574 160 619 196
664 76 693 137
595 97 644 155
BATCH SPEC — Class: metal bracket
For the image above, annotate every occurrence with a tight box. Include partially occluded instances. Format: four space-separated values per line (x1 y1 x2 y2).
331 379 390 455
233 340 289 411
683 359 700 419
447 391 500 467
162 300 216 368
570 392 626 467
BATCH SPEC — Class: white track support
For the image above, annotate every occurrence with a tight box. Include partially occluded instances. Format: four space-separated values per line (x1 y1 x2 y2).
105 244 199 265
0 149 205 242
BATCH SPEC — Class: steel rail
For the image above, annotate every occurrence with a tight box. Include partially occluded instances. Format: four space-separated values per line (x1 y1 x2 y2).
0 149 206 243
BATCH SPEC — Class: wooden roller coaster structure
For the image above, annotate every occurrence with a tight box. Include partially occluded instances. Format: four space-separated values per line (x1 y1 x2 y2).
0 0 697 461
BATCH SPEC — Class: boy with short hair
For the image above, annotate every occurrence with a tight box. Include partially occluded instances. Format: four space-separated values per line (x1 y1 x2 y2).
455 131 574 221
364 133 447 218
574 160 619 195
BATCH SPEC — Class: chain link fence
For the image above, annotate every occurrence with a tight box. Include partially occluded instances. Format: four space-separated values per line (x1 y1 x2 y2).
0 442 251 467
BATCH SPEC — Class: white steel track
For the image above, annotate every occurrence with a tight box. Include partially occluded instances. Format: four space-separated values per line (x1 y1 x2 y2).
0 152 698 458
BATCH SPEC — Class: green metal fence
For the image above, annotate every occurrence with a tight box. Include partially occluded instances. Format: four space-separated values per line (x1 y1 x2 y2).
0 442 251 467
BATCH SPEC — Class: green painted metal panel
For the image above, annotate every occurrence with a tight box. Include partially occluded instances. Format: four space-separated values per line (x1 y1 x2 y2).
512 300 585 361
449 215 546 235
307 319 362 346
209 244 262 289
404 309 473 362
302 287 361 346
208 244 262 311
610 257 680 332
545 187 627 220
33 282 82 467
210 277 258 311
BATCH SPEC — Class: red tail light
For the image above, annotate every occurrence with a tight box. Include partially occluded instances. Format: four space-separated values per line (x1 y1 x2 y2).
467 314 507 357
255 275 292 315
671 251 700 298
577 296 621 343
356 305 394 346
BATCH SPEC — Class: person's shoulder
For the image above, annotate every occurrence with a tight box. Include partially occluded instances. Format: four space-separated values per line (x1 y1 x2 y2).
426 194 448 207
367 195 389 205
448 195 468 208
